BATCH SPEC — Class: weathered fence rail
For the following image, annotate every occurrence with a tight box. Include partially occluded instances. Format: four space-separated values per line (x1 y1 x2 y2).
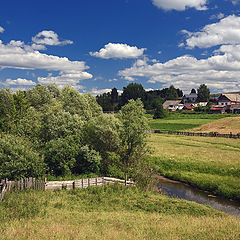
0 177 135 202
151 130 240 139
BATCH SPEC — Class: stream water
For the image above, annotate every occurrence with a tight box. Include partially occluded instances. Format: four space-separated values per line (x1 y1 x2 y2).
157 176 240 217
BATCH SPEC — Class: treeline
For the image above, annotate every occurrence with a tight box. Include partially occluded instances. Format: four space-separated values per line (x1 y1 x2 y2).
96 83 183 112
0 84 149 180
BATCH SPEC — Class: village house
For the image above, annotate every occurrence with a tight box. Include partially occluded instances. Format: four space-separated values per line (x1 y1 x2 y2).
218 94 240 106
181 91 198 104
163 100 183 111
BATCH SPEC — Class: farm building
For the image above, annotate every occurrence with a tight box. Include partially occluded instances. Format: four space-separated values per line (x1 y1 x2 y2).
163 100 183 111
182 92 198 104
218 94 240 106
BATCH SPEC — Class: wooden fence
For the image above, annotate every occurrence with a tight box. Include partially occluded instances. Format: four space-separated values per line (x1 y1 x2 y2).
0 177 135 202
151 130 240 139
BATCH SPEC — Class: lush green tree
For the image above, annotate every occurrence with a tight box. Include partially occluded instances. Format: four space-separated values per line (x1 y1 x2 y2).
0 134 46 180
111 87 119 108
84 114 122 172
17 107 42 144
117 99 149 181
39 99 84 142
73 145 102 174
60 86 102 120
166 85 178 100
0 89 16 132
153 101 167 119
26 84 52 109
121 83 146 106
44 135 82 176
13 90 29 122
96 92 113 111
47 83 61 98
197 84 210 102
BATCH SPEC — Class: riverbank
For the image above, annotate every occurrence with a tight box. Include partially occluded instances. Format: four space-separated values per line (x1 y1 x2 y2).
148 134 240 201
0 185 239 239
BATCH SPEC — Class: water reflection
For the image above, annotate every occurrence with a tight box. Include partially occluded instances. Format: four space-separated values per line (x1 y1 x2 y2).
157 177 240 217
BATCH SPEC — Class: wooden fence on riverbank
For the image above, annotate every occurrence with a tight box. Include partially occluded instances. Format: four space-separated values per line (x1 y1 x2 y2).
151 130 240 139
0 177 135 202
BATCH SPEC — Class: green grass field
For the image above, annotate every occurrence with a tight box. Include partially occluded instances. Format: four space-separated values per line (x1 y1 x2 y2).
148 134 240 200
148 113 236 131
1 185 240 240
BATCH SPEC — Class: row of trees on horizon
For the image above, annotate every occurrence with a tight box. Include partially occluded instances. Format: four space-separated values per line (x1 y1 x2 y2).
96 83 210 112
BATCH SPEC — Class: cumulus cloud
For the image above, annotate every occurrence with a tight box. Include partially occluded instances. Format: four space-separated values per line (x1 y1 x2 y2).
182 15 240 49
0 40 88 72
118 49 240 93
152 0 207 11
0 26 4 33
90 43 146 59
5 78 36 86
209 13 224 20
0 34 92 88
37 70 92 88
32 30 73 46
90 88 112 96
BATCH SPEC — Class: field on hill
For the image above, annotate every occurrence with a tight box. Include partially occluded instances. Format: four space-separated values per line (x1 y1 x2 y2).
0 185 240 240
192 116 240 134
148 113 236 131
148 134 240 200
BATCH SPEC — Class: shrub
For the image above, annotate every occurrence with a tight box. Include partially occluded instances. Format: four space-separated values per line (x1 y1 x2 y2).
0 134 46 180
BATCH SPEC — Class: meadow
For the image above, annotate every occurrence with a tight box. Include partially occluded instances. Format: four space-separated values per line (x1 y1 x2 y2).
148 133 240 200
0 185 240 240
148 113 236 131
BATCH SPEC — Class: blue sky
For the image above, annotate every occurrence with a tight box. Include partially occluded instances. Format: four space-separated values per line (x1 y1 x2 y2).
0 0 240 94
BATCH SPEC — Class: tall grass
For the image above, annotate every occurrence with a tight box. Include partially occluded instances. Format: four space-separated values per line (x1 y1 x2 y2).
148 134 240 200
0 186 240 239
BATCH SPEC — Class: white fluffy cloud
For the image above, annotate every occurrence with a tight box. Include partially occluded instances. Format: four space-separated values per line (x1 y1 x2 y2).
38 71 92 87
118 49 240 93
5 78 36 86
182 15 240 49
0 26 4 33
152 0 207 11
0 32 92 88
32 30 73 46
90 43 146 59
0 40 88 72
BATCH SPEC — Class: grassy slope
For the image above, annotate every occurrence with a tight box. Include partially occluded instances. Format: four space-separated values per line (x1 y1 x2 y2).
148 134 240 200
148 113 236 131
192 116 240 134
0 186 240 240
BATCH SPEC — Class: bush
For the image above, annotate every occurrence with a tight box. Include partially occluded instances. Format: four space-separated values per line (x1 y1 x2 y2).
0 134 46 180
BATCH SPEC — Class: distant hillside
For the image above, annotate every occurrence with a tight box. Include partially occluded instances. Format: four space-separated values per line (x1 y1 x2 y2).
192 116 240 134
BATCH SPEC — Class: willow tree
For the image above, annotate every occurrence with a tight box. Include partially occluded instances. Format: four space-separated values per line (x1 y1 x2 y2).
117 99 149 183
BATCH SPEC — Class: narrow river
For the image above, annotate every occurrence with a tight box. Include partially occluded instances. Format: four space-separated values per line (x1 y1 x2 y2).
157 176 240 217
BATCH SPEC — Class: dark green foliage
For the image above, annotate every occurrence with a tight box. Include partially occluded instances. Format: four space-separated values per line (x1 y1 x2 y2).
165 85 178 100
153 101 167 119
0 134 46 180
73 145 102 174
121 83 146 106
44 135 82 176
197 84 210 102
0 88 16 132
96 92 113 111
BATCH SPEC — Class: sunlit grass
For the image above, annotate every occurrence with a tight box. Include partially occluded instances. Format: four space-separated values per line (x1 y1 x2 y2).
148 134 240 200
148 113 237 131
0 186 240 240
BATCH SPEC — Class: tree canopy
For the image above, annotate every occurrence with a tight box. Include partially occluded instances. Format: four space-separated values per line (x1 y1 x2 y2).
197 84 210 102
0 85 149 180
